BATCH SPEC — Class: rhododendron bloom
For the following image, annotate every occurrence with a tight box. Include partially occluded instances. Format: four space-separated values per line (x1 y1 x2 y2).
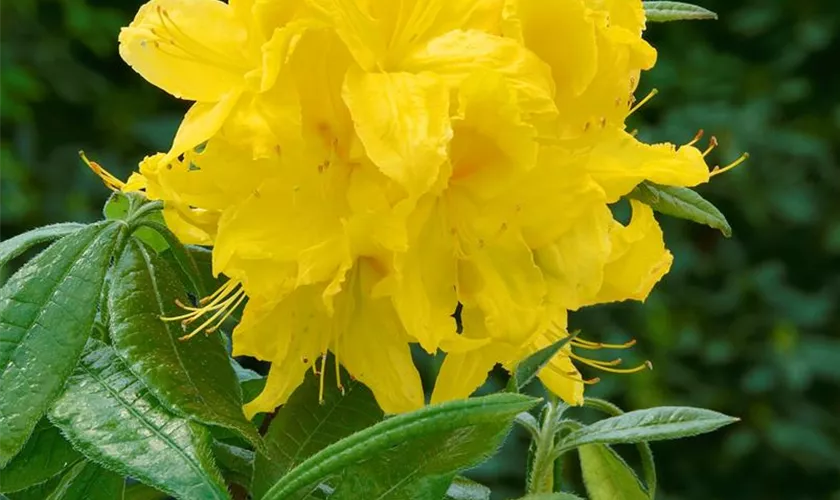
120 0 722 417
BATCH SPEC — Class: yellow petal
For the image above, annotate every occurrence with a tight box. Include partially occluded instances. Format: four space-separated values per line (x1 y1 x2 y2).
161 205 217 245
587 131 710 203
119 0 251 102
595 200 673 303
336 260 425 414
537 349 584 405
342 68 452 195
533 205 612 310
401 29 556 117
390 198 458 352
501 147 605 249
502 0 598 98
165 91 241 163
455 213 546 343
304 0 384 70
449 70 538 200
237 286 332 418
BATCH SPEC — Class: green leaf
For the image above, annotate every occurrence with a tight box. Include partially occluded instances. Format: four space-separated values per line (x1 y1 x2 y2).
135 220 210 298
104 192 167 252
262 393 539 500
108 240 262 451
0 223 87 270
516 494 585 500
507 332 578 392
123 484 168 500
3 475 62 500
252 357 383 498
445 476 491 500
48 340 229 500
0 222 120 466
0 419 82 493
579 445 649 500
556 407 738 455
628 182 732 237
213 441 254 489
45 461 124 500
643 1 717 22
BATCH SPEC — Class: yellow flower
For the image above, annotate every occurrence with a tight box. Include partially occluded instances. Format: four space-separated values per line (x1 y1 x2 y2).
121 0 730 415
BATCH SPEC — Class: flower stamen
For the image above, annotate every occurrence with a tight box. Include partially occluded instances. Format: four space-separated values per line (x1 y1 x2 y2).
161 281 245 341
702 136 719 157
685 129 705 147
80 151 125 191
711 152 749 177
628 88 658 115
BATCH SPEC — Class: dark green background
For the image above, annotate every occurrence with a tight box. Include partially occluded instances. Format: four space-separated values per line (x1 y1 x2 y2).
1 1 838 499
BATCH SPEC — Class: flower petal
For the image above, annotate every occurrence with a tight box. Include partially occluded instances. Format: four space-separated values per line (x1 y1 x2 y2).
401 29 556 117
587 130 710 202
119 0 251 102
342 68 452 196
595 201 673 303
165 90 242 163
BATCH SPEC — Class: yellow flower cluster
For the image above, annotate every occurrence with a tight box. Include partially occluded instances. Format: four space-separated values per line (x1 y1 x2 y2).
121 0 714 417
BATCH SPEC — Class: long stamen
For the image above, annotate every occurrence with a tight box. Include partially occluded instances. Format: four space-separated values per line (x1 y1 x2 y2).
149 6 246 73
178 289 244 341
162 281 240 320
573 355 652 374
318 352 328 404
628 88 658 115
546 363 600 385
711 152 749 177
702 136 719 157
80 151 125 191
158 281 244 340
205 292 247 333
572 337 637 350
685 129 705 147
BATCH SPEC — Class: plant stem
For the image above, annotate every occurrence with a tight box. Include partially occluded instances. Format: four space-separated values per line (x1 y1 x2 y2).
527 402 557 494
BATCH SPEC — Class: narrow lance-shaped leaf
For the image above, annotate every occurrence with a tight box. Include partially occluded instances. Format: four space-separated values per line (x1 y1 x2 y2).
0 223 87 269
0 222 121 466
628 182 732 237
48 340 229 500
0 419 82 493
45 461 124 500
262 393 539 500
643 1 717 22
108 240 262 450
555 406 738 455
579 444 649 500
252 356 383 498
507 332 578 392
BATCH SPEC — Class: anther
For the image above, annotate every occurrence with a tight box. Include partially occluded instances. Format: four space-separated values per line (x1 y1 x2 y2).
702 136 719 157
686 129 705 147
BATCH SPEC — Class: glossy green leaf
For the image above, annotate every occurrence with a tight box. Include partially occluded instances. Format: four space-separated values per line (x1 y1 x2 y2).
556 407 738 455
579 445 648 500
262 393 539 500
45 461 124 500
628 182 732 237
213 441 254 489
643 1 717 22
252 358 382 498
507 332 578 392
123 483 168 500
48 340 229 500
3 475 61 500
0 223 87 270
0 222 120 466
516 494 584 500
445 476 491 500
108 240 261 450
135 220 210 297
0 419 82 493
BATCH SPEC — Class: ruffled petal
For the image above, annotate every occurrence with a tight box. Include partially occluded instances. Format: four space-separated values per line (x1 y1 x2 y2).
449 70 538 200
165 91 242 163
342 68 452 196
595 200 673 303
587 130 710 202
401 29 556 117
119 0 251 102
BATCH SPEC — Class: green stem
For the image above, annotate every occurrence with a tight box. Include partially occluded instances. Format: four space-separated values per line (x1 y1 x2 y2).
127 200 164 223
527 403 558 494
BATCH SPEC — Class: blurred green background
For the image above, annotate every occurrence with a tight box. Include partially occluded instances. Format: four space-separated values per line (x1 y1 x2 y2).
1 1 838 499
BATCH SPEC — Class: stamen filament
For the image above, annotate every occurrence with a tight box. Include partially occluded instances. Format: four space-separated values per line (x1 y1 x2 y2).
318 352 328 404
711 152 749 177
574 355 652 374
628 88 658 115
205 292 246 333
686 129 705 147
702 136 719 157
